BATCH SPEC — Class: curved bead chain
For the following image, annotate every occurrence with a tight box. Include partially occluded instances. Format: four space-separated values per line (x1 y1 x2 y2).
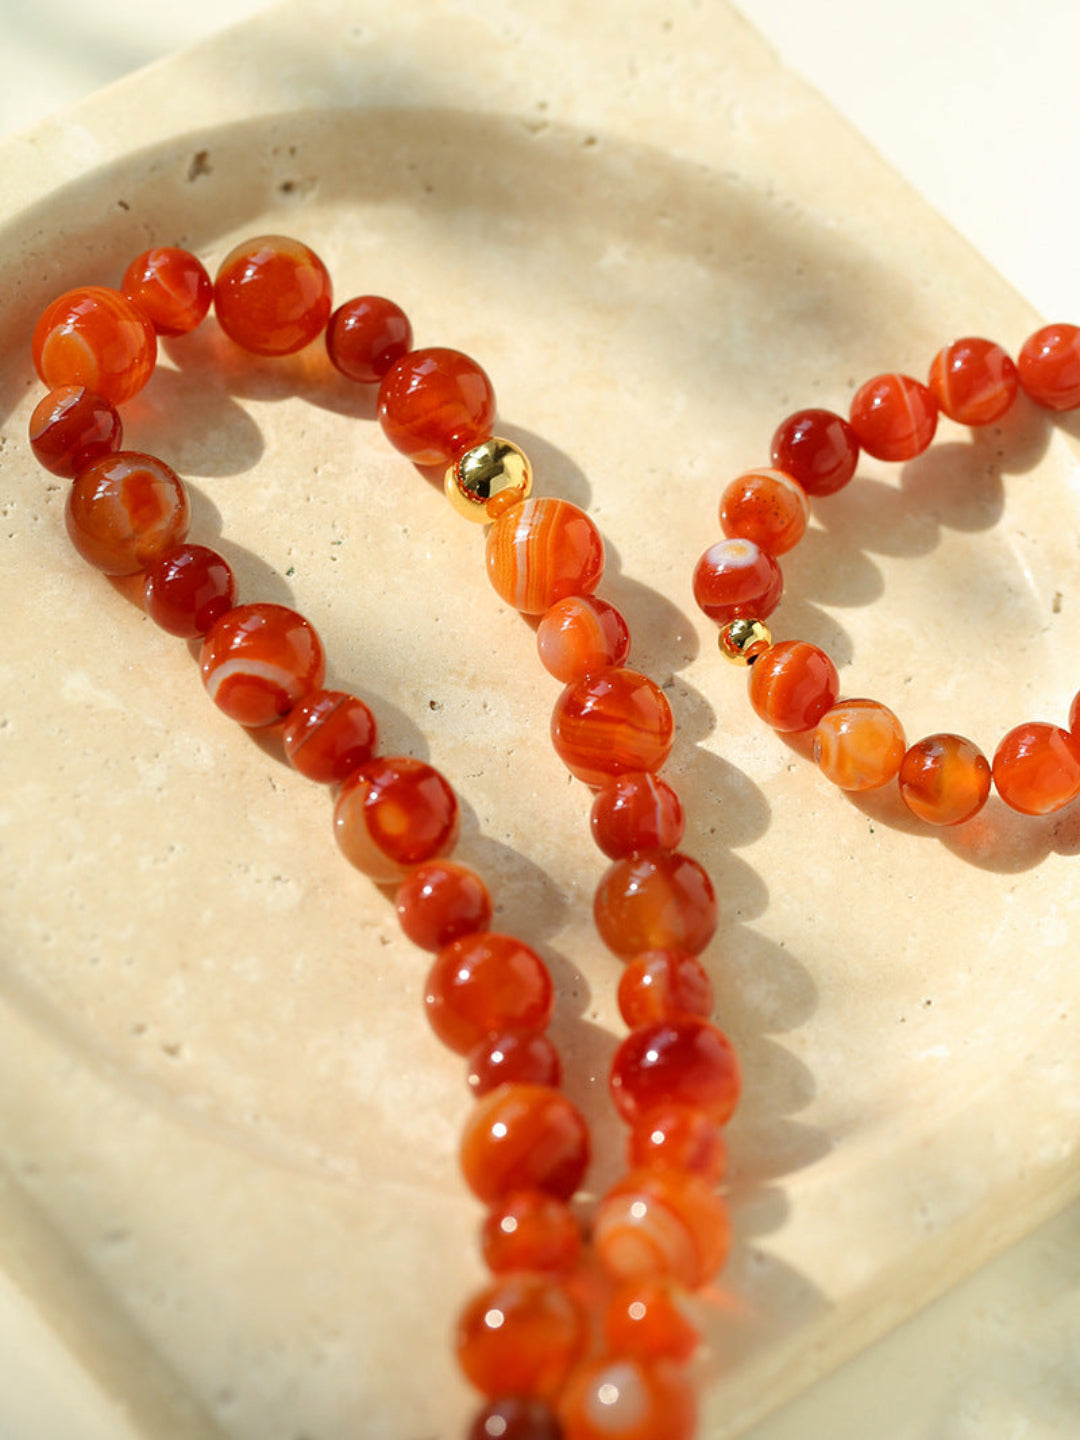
29 235 741 1440
693 326 1080 826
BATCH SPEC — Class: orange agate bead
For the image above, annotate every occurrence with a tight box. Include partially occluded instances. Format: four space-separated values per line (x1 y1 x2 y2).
927 337 1019 425
143 543 236 637
628 1104 727 1182
326 295 412 382
617 951 713 1029
590 773 685 860
456 1274 587 1401
200 602 325 728
460 1084 590 1204
213 235 332 356
281 688 378 784
992 722 1080 815
748 639 839 732
122 247 212 336
29 386 122 477
424 932 554 1055
692 537 783 624
849 372 938 461
594 852 717 959
481 1190 584 1275
33 286 157 404
1017 323 1080 411
898 733 992 826
65 451 189 575
770 407 859 497
333 756 459 883
486 497 604 615
609 1017 740 1126
536 595 630 683
558 1356 697 1440
395 860 492 951
378 346 496 465
603 1278 701 1362
551 667 674 788
467 1030 562 1097
469 1398 563 1440
594 1167 731 1287
813 698 906 791
719 467 810 556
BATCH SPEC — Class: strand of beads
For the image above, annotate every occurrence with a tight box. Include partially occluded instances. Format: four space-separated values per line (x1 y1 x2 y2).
692 325 1080 826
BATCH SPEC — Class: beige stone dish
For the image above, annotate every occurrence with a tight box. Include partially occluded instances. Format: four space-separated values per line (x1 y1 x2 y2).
1 1 1079 1436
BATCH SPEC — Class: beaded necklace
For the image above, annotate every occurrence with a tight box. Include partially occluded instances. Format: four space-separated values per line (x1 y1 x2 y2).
29 235 741 1440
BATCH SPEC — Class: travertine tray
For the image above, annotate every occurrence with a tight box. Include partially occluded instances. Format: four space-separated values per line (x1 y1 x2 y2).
2 2 1079 1436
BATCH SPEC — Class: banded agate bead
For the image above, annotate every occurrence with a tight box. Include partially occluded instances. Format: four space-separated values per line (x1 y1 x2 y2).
594 852 717 958
214 235 333 356
29 386 122 477
424 932 554 1055
992 722 1080 815
719 467 810 556
748 639 839 732
617 951 713 1028
467 1030 562 1097
481 1190 583 1275
603 1279 701 1362
1017 323 1080 411
610 1017 740 1126
200 603 325 728
486 498 604 615
281 688 378 784
692 538 783 624
66 451 189 575
849 373 938 462
628 1104 727 1182
143 543 236 637
460 1084 590 1204
594 1167 731 1287
456 1274 587 1401
378 346 496 465
469 1398 563 1440
327 295 412 382
33 286 157 404
334 756 459 883
590 773 685 859
898 733 991 826
396 860 492 951
927 337 1019 425
813 699 906 791
551 668 674 788
558 1356 697 1440
122 247 212 336
536 595 630 683
770 407 859 497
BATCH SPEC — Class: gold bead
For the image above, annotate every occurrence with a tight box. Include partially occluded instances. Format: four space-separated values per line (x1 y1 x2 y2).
444 437 533 523
718 617 772 666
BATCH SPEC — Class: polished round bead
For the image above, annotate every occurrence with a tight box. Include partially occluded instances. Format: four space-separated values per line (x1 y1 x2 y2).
486 498 604 615
122 247 212 336
617 951 713 1029
378 346 496 465
748 639 840 732
424 932 554 1055
551 668 674 789
927 337 1019 425
213 235 332 356
558 1356 696 1440
469 1397 563 1440
446 437 534 523
457 1274 587 1402
603 1279 701 1362
396 860 492 952
628 1104 727 1182
692 538 783 624
813 699 906 791
143 543 236 637
609 1017 740 1126
33 286 157 405
467 1030 563 1097
770 407 860 497
719 467 810 556
460 1084 590 1204
65 451 189 575
594 852 717 959
481 1190 583 1275
849 373 938 462
718 616 773 666
334 756 459 882
537 595 630 684
326 294 412 382
200 602 325 728
992 722 1080 815
590 773 684 860
281 689 378 784
898 733 992 826
1017 323 1080 411
29 386 122 477
594 1168 731 1288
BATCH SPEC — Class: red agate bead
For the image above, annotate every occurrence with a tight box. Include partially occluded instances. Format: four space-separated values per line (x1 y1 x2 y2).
628 1104 727 1182
594 851 717 959
469 1399 563 1440
281 688 378 784
927 337 1019 425
590 773 684 859
813 698 906 791
603 1278 701 1362
457 1274 587 1401
719 467 810 555
396 860 492 951
213 235 332 356
1017 323 1080 411
327 295 412 382
770 407 859 497
486 498 604 615
65 451 189 575
33 286 157 405
617 951 713 1029
692 537 783 624
558 1355 696 1440
898 733 991 826
378 346 496 465
333 756 459 883
849 373 938 461
29 386 122 477
748 639 839 732
467 1030 562 1097
143 543 236 637
610 1017 740 1126
536 594 630 683
481 1190 583 1275
460 1084 590 1204
551 667 674 788
424 932 554 1055
200 602 325 727
992 722 1080 815
122 247 212 336
594 1167 731 1287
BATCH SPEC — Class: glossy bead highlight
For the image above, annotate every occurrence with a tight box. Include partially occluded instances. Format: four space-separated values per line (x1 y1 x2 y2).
378 346 496 465
992 722 1080 815
849 372 938 461
1017 323 1080 410
326 295 412 382
594 851 717 958
590 773 685 859
66 451 189 575
551 667 674 788
927 337 1019 425
748 639 839 732
143 543 236 637
898 733 991 826
396 860 492 951
281 689 378 785
770 407 859 497
424 932 554 1055
537 595 630 683
486 498 604 615
460 1084 591 1204
213 235 332 356
813 699 906 791
609 1017 740 1126
692 537 783 624
29 386 122 477
456 1274 587 1401
719 467 810 556
33 286 157 404
122 247 212 336
334 756 459 882
200 602 325 728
